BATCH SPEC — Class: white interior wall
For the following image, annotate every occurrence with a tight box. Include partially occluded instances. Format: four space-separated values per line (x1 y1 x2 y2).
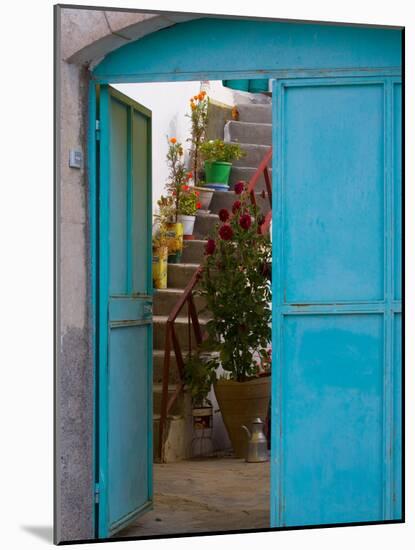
114 81 202 211
113 80 243 212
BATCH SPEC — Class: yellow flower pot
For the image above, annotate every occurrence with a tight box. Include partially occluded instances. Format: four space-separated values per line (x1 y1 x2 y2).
152 246 168 289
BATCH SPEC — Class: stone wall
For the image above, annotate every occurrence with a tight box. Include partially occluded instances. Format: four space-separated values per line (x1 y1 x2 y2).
56 6 198 542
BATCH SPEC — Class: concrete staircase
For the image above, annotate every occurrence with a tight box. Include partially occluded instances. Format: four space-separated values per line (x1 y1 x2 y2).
153 96 272 462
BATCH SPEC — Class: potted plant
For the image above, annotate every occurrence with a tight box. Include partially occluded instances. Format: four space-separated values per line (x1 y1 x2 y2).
187 91 208 186
152 229 168 289
200 139 246 188
198 180 272 457
155 194 184 263
184 351 216 456
177 184 202 239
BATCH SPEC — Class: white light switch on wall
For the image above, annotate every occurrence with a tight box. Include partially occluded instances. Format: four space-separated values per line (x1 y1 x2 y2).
69 150 83 169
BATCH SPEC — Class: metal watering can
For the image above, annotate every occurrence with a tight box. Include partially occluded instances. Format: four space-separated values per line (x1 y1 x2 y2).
241 418 268 462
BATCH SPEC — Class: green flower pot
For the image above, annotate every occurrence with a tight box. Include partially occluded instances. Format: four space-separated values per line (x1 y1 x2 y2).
222 79 250 92
168 251 182 264
204 161 232 185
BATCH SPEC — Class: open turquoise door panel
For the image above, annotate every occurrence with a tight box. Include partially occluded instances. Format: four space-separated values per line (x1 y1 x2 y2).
270 75 402 527
96 85 153 538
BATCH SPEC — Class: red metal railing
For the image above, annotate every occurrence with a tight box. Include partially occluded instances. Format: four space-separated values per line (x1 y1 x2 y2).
247 146 272 234
158 266 203 461
158 147 273 461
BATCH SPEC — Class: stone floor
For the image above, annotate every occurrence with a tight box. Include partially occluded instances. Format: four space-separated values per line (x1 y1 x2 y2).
117 456 270 538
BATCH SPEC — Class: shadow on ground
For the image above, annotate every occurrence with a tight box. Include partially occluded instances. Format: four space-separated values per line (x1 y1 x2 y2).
21 525 53 543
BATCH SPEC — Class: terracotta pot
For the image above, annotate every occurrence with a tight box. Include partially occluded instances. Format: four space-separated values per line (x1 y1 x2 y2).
213 375 271 458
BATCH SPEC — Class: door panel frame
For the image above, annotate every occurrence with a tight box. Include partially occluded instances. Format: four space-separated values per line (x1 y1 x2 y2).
88 67 403 537
270 74 402 526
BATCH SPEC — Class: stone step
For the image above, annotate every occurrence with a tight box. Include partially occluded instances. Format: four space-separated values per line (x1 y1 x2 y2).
153 350 182 385
236 103 272 123
167 262 200 289
153 314 208 350
231 142 271 168
181 239 207 263
153 287 208 317
229 166 273 192
194 213 219 239
224 120 272 146
209 190 271 216
232 90 272 105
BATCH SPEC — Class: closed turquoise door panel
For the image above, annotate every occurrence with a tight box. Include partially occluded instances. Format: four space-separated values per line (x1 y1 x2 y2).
271 75 402 527
97 85 153 538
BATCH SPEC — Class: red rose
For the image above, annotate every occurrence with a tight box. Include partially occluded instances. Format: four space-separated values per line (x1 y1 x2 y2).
234 181 245 195
219 224 234 241
232 200 241 214
239 213 252 230
205 239 216 255
196 201 202 209
219 208 230 222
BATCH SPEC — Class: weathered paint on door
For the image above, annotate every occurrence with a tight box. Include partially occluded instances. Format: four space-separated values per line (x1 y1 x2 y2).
271 75 402 527
97 85 153 538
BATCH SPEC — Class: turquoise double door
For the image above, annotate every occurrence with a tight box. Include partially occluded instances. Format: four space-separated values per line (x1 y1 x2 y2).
94 74 402 537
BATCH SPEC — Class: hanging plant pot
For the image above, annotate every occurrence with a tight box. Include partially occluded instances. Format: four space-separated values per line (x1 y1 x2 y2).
204 161 232 185
177 214 196 239
222 79 250 92
248 78 269 93
214 375 271 458
193 186 214 210
152 245 168 289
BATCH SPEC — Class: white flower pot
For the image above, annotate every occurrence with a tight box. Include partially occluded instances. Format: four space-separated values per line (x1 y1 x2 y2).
177 214 196 236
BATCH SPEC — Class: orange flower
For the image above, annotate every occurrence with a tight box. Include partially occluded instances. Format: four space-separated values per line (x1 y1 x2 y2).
193 95 199 100
231 106 239 121
201 91 207 97
198 93 204 100
191 103 196 111
169 137 177 144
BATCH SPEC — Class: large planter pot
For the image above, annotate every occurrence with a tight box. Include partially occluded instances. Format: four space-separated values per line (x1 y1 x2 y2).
204 161 232 185
214 375 271 458
194 186 214 210
177 214 196 239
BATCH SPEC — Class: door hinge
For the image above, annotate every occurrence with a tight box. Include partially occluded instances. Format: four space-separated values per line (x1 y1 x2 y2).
95 120 100 141
94 482 100 504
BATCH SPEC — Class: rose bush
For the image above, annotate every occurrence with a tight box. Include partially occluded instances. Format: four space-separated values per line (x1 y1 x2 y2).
199 181 272 382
